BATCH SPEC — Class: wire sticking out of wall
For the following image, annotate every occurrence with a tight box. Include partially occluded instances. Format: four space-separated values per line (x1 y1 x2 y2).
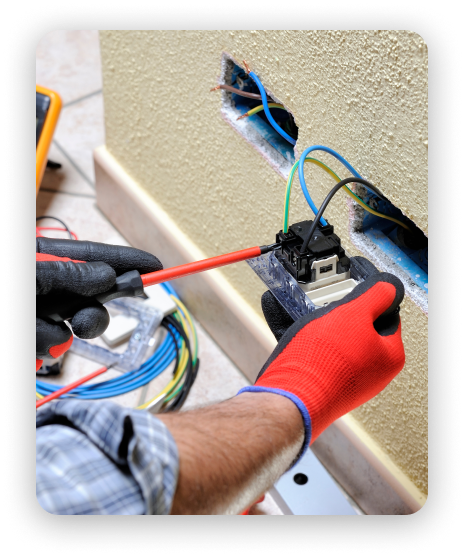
243 60 297 146
283 156 410 234
214 54 297 175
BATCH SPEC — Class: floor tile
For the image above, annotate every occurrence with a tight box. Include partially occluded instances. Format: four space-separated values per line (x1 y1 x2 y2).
54 93 105 184
37 189 127 245
36 30 102 105
39 142 96 197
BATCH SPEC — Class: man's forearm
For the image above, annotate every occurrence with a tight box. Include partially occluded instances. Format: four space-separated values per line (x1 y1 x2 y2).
157 392 304 515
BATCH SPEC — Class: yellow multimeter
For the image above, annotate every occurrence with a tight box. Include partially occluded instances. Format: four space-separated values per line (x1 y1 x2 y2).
36 85 62 195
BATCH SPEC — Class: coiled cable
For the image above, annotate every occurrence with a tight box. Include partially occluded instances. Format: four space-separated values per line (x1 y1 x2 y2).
36 282 199 411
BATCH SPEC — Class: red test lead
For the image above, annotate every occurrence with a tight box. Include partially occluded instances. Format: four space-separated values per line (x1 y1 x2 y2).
36 365 110 409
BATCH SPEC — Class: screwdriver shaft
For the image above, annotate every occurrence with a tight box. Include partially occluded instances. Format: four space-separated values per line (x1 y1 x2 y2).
141 245 264 287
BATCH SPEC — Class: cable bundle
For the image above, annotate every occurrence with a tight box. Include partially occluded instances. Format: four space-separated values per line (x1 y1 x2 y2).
36 282 199 412
138 285 199 412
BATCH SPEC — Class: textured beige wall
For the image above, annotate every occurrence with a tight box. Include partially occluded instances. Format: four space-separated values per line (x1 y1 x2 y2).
99 31 428 494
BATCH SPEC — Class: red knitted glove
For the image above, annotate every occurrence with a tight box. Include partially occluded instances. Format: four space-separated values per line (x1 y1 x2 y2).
239 272 405 457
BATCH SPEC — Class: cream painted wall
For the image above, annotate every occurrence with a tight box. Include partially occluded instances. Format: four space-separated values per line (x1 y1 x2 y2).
99 31 428 494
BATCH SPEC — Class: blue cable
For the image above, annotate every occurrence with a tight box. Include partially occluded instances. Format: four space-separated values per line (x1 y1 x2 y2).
297 145 363 226
37 331 179 398
36 333 178 399
248 71 296 146
36 283 182 400
36 328 179 399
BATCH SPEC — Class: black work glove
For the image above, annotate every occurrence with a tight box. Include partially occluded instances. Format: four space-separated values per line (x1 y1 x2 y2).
261 256 380 341
36 237 162 371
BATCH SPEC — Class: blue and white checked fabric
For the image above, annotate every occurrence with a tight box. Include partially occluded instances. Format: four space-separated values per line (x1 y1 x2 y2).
36 399 179 515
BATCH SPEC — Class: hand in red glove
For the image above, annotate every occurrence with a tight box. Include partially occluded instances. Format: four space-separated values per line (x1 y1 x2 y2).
36 237 163 371
239 258 405 460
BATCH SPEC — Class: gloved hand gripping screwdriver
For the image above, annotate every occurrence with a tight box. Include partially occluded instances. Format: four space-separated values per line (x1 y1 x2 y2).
37 243 280 323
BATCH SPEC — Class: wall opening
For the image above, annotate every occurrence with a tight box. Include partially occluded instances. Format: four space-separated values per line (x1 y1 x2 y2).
218 54 297 178
350 185 428 313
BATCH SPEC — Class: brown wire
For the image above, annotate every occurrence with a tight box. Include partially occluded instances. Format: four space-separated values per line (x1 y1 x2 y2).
210 84 272 101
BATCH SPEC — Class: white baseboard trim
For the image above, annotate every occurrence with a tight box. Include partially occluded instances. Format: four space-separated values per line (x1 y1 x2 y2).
94 145 427 514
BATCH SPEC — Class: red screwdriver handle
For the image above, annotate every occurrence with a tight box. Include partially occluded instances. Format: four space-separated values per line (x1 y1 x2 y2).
141 245 263 287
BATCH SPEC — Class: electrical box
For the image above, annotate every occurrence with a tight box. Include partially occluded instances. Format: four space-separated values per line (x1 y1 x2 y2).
219 56 297 169
359 189 428 293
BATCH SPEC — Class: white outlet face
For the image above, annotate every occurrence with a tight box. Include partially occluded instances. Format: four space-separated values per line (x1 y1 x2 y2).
304 278 358 307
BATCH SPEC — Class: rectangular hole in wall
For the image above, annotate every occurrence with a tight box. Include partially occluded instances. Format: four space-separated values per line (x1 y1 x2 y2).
350 185 428 311
218 54 297 177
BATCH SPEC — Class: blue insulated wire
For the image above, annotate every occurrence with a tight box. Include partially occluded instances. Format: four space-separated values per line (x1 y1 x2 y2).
36 327 179 397
36 283 182 400
297 145 363 226
36 331 178 398
36 332 179 399
248 71 296 146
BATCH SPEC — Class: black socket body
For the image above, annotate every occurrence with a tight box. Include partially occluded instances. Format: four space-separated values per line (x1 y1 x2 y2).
275 220 350 284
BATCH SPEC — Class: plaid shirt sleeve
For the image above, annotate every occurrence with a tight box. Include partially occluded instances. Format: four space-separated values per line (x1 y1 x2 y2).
36 399 179 515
